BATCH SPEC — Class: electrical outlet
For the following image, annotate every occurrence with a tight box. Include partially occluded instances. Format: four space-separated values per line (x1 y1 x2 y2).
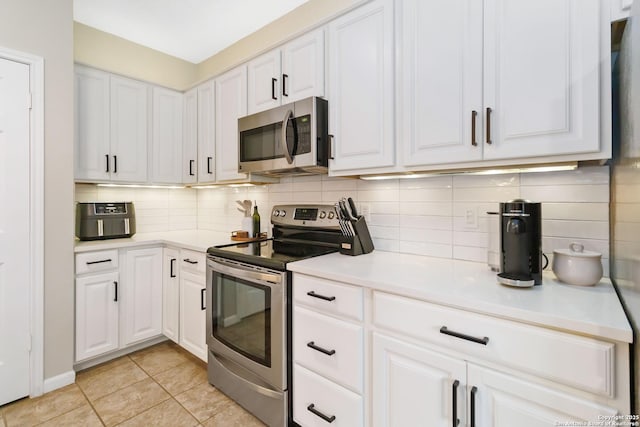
464 207 478 229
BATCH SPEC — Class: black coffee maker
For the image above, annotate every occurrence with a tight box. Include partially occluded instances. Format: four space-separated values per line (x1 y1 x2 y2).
497 199 543 287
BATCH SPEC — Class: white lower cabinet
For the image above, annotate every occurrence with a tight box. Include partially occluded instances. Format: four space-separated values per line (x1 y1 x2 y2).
178 250 207 362
293 274 365 426
162 247 180 343
294 364 363 427
75 247 162 362
292 273 629 427
468 364 617 427
120 247 163 346
75 271 120 361
372 333 467 427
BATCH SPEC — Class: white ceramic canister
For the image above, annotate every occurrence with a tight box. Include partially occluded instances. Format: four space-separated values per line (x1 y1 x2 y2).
552 243 603 286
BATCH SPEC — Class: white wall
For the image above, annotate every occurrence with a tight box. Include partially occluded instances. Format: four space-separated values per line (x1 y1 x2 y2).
79 165 610 275
1 0 75 380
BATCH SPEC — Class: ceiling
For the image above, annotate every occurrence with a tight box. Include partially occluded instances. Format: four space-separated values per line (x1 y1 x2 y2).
73 0 311 64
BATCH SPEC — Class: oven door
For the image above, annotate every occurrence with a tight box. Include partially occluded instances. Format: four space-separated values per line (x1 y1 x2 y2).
206 256 286 390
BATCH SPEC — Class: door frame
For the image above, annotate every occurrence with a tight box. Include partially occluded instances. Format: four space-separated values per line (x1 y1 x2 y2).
0 46 45 397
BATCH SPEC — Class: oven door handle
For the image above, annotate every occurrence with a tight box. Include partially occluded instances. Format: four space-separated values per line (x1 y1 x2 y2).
209 258 282 285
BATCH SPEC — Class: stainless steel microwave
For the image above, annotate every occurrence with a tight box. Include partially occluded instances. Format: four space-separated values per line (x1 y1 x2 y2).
238 96 329 176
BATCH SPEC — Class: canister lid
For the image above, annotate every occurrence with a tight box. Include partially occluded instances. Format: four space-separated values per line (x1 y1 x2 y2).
553 242 601 258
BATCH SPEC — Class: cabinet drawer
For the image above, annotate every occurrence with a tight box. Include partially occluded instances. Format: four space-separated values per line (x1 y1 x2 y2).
294 364 363 427
293 274 363 321
76 250 119 275
180 249 205 274
373 292 615 397
294 306 363 393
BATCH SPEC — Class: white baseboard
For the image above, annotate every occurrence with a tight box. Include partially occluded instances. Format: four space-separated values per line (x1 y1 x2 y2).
42 370 76 394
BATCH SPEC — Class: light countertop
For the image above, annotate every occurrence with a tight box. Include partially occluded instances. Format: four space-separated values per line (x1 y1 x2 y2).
74 230 233 253
288 251 633 343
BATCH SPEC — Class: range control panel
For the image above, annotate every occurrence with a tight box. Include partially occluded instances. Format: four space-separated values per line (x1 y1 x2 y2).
271 204 340 228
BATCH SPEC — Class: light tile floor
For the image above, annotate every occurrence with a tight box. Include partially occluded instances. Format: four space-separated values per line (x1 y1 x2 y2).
0 342 265 426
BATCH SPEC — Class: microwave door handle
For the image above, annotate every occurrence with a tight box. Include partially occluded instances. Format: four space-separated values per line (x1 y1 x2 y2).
281 109 294 164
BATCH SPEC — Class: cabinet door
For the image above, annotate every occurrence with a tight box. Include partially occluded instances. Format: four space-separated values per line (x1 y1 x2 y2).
182 88 198 184
467 364 618 427
247 49 281 114
328 0 395 173
121 248 163 346
76 271 119 361
215 66 248 182
281 29 325 103
483 0 601 160
400 0 483 166
151 86 183 184
180 270 207 361
110 76 149 182
372 333 467 427
162 248 180 343
197 81 216 183
74 66 111 181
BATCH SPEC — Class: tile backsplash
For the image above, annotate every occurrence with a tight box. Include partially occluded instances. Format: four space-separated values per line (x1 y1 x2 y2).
74 165 610 275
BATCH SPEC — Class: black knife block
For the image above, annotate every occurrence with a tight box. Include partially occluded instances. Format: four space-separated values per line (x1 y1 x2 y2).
339 216 375 256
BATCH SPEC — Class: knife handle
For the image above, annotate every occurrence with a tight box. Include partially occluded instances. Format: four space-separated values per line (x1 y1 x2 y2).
347 197 359 218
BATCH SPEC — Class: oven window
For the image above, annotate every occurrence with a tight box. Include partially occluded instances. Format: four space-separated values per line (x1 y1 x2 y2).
212 272 271 367
239 122 284 162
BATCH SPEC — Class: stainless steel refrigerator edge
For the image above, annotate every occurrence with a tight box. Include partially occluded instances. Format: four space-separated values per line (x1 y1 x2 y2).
612 1 640 413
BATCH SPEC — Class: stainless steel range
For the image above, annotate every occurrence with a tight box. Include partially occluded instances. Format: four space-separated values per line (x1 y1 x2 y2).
205 204 342 426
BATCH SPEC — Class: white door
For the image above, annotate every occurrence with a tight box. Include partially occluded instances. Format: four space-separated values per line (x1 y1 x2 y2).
483 0 601 160
0 57 31 405
162 248 180 343
197 81 216 183
179 270 207 361
74 66 111 181
121 248 163 346
182 88 198 184
282 29 325 103
75 271 120 362
215 66 248 182
110 75 148 182
372 333 467 427
151 86 183 184
400 0 483 166
247 49 281 114
467 363 618 426
328 0 395 173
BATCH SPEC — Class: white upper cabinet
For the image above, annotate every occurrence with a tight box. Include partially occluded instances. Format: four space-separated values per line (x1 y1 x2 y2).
151 86 183 184
110 76 149 182
197 81 216 183
247 50 281 114
247 29 325 115
328 0 395 174
75 66 148 183
215 65 248 182
399 0 604 169
182 88 198 184
281 29 325 103
483 0 601 161
75 66 111 181
400 0 484 166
